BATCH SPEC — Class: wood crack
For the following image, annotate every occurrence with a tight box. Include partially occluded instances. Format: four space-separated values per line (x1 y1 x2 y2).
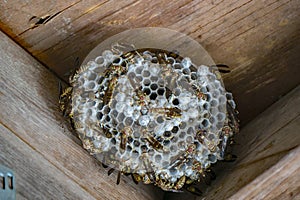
17 0 82 37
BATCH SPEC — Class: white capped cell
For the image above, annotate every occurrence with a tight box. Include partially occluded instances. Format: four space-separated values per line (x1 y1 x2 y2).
139 115 150 126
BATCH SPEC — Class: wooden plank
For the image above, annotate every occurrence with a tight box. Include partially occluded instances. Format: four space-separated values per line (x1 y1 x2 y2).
229 145 300 200
0 0 299 125
201 85 300 199
0 124 96 200
0 31 162 200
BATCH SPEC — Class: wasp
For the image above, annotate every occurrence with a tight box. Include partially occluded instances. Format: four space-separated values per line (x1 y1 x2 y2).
59 84 73 118
135 89 148 107
130 83 149 107
149 107 182 119
120 127 132 150
103 76 118 105
131 173 142 184
145 135 164 151
192 84 207 101
156 52 168 65
102 127 113 138
174 175 186 190
104 64 127 78
196 129 207 144
186 144 197 154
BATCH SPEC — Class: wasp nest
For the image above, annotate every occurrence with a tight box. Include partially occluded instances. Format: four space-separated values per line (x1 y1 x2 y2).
60 47 239 193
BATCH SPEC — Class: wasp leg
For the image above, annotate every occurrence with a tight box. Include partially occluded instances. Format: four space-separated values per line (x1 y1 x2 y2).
185 185 202 196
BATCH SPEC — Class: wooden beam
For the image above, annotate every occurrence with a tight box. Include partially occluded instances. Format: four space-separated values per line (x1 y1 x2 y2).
229 145 300 200
202 85 300 199
0 124 96 200
0 0 299 125
0 31 162 200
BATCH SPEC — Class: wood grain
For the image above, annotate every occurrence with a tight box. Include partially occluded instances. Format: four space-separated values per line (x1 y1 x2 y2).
0 124 96 200
229 146 300 200
0 31 162 200
202 85 300 199
0 0 299 125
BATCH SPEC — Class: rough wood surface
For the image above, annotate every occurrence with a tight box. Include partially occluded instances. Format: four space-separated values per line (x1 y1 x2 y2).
1 0 300 125
0 125 96 200
203 85 300 199
0 31 162 200
229 145 300 200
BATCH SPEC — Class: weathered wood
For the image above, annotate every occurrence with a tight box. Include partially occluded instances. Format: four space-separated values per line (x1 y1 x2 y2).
229 145 300 200
0 31 162 200
0 0 299 125
0 124 96 200
202 85 300 199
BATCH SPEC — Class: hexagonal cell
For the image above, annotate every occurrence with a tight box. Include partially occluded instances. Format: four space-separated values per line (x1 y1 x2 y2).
95 56 104 65
116 122 125 131
163 131 172 138
157 88 165 95
150 76 159 82
117 112 126 122
124 117 134 126
150 83 158 91
174 88 181 96
179 131 186 139
179 122 186 129
182 68 190 75
155 154 162 163
187 127 195 135
111 109 118 118
157 79 165 87
171 126 179 133
143 78 151 87
173 63 182 69
172 98 179 105
135 66 143 74
156 116 164 124
149 92 158 100
201 119 210 128
112 57 122 65
142 70 150 77
210 99 218 107
127 72 136 80
143 88 151 95
96 112 104 120
170 145 177 152
135 75 143 82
